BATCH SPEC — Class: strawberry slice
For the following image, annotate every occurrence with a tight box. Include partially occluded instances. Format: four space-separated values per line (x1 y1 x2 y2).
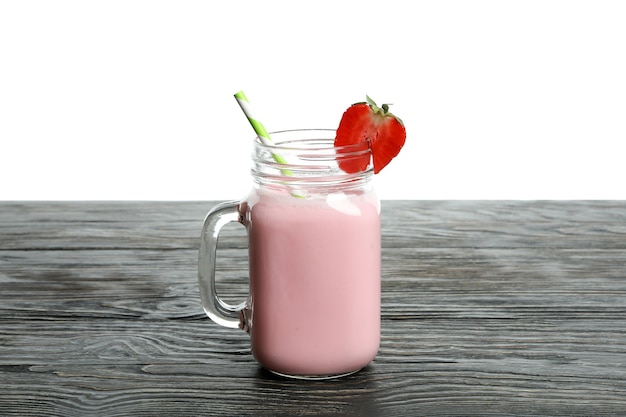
334 95 406 174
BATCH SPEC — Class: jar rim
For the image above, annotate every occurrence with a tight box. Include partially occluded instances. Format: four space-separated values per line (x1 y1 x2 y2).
254 129 371 153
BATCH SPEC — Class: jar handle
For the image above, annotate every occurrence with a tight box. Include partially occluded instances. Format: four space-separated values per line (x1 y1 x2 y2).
198 200 248 330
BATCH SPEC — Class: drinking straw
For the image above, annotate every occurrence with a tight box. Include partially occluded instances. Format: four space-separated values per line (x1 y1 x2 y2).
234 91 289 166
234 91 302 196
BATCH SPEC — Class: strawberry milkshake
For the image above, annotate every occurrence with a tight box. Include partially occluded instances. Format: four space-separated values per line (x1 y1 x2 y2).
245 183 381 377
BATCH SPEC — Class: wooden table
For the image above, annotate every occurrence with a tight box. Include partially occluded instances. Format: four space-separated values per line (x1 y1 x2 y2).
1 201 625 416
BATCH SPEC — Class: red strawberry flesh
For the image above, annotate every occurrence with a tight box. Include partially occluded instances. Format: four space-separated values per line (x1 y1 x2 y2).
334 96 406 174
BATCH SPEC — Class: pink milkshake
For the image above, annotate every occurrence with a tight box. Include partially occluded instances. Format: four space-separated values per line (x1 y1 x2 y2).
246 186 380 377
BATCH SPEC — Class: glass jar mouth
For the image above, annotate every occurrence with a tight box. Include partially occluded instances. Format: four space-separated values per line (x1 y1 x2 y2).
254 129 373 170
251 129 373 193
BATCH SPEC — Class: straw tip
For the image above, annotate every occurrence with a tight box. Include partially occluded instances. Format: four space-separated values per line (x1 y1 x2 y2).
234 90 248 101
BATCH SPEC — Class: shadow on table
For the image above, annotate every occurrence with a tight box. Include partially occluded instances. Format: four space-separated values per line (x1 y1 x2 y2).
252 365 381 417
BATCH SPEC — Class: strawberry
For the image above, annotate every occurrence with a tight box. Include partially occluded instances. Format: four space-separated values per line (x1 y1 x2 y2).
334 95 406 174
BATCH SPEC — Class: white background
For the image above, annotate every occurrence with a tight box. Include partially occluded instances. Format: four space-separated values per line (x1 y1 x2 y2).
1 0 625 200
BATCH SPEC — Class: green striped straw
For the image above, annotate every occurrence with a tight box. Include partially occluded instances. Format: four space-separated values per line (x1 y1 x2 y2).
234 91 289 167
234 91 302 197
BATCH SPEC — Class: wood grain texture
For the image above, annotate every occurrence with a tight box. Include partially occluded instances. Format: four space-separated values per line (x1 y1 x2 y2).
1 201 625 416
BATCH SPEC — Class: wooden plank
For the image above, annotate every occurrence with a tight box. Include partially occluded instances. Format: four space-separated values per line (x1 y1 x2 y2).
1 317 625 416
2 200 626 250
1 248 625 319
